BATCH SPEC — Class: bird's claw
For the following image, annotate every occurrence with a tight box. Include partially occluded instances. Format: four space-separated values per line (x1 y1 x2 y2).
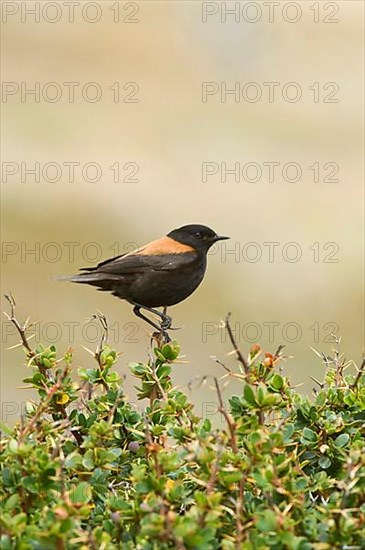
160 314 182 331
167 324 182 331
160 315 173 330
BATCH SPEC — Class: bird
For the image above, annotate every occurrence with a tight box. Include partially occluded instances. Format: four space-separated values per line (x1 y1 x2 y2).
60 224 229 332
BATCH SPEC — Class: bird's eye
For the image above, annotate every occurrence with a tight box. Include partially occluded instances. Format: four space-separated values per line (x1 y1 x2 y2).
195 232 202 239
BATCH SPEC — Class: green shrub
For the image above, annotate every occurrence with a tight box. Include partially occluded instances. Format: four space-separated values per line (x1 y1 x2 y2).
1 302 364 549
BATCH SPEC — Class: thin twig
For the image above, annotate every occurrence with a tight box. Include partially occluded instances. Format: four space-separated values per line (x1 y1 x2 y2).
210 355 234 374
236 477 245 549
91 312 109 391
351 358 365 390
4 293 48 378
309 376 324 389
144 414 162 478
225 313 249 375
107 387 125 423
213 361 245 546
206 446 222 495
214 377 238 454
274 344 285 360
151 365 168 402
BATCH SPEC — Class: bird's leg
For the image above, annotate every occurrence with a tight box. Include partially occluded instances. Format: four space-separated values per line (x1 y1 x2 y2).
133 304 164 331
133 304 171 344
132 303 181 333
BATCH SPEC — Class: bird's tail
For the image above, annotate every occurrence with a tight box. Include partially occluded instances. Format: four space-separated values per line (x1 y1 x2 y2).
53 273 109 284
52 271 120 285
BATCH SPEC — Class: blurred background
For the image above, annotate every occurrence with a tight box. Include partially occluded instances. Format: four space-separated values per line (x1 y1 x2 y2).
2 1 364 426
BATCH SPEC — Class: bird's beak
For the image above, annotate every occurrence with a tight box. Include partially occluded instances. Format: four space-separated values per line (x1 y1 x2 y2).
213 235 230 242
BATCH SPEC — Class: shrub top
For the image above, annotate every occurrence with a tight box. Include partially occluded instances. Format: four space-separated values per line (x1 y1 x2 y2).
1 305 364 549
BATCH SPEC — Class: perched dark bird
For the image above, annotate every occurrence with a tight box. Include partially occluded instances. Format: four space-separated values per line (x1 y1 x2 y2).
61 224 229 331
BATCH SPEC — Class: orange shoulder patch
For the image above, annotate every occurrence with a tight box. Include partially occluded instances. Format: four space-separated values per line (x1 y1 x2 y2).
135 236 194 256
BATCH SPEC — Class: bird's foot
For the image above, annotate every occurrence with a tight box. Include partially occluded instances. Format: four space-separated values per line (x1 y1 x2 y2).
160 314 184 333
133 304 180 340
160 314 172 331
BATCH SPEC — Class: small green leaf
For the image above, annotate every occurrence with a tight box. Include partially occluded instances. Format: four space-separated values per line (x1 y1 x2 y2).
282 423 295 442
0 422 12 436
302 427 318 442
257 386 265 406
156 364 172 379
5 494 19 511
82 450 95 470
201 418 211 432
256 509 278 532
319 456 331 469
315 391 326 407
65 452 83 469
160 342 180 361
270 374 284 391
334 433 350 448
70 482 92 504
243 384 256 407
219 470 242 485
8 439 18 454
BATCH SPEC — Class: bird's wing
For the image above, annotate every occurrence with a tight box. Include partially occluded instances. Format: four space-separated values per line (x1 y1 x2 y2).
80 237 198 276
79 252 128 272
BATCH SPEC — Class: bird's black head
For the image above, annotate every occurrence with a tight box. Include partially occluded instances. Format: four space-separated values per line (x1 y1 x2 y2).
167 224 229 252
